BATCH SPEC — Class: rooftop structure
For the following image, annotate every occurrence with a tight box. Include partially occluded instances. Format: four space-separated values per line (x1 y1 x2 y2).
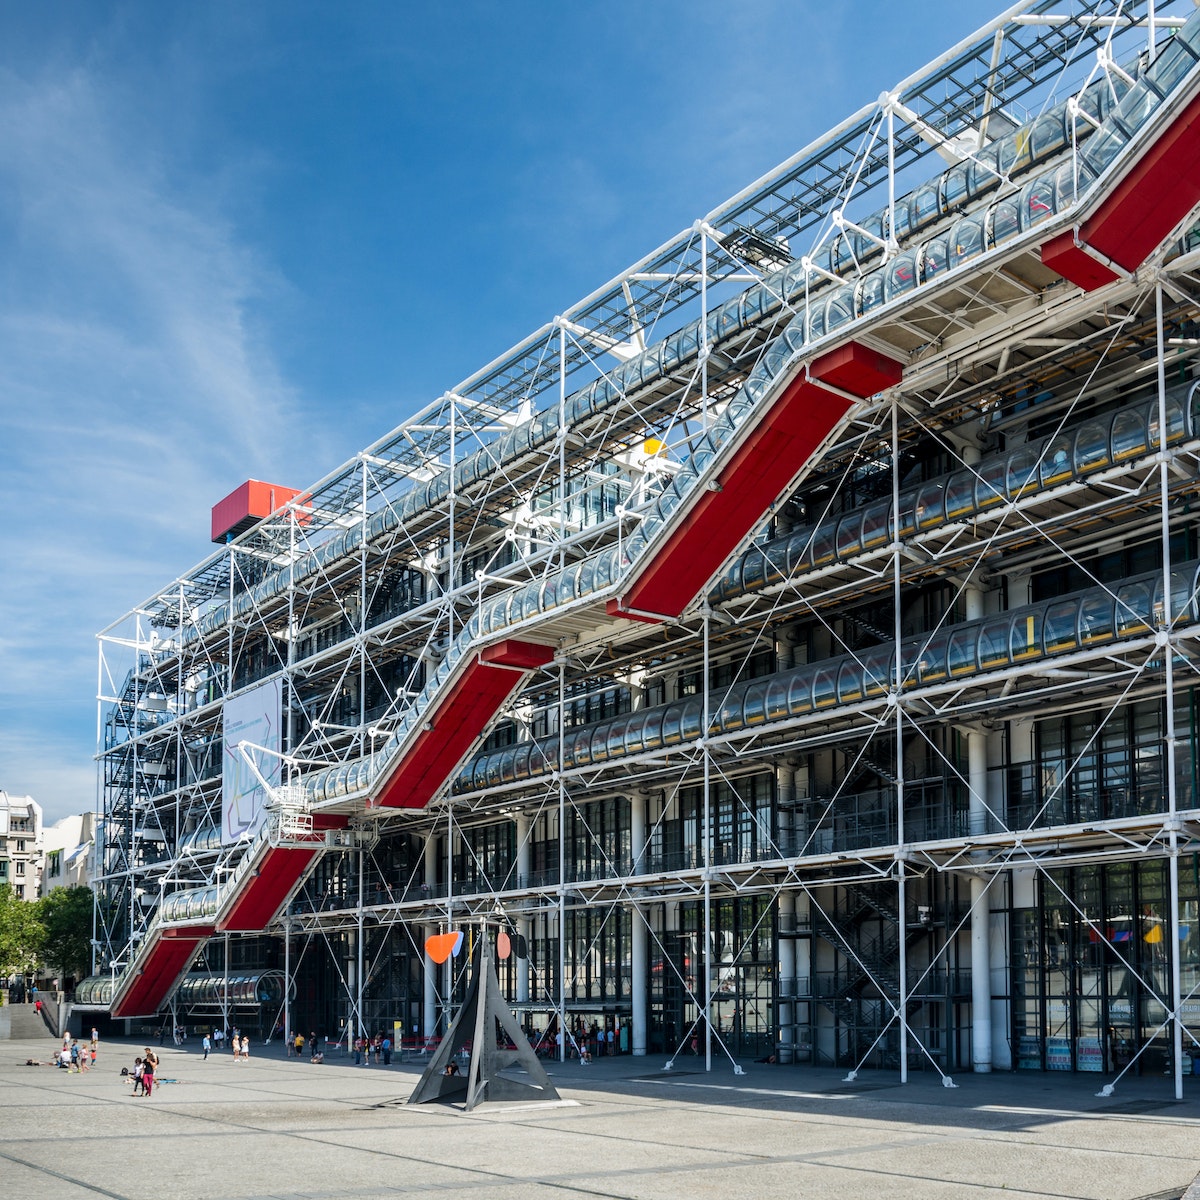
93 0 1200 1091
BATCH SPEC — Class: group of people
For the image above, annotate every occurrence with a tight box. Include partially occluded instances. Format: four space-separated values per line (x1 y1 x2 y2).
351 1033 393 1066
56 1027 99 1073
290 1031 324 1062
548 1021 620 1060
128 1047 159 1096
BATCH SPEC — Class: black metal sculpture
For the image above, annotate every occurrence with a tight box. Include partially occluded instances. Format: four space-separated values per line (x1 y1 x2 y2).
407 928 560 1111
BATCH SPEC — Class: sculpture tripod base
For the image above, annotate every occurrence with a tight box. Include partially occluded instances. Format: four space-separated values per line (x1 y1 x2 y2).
407 936 560 1111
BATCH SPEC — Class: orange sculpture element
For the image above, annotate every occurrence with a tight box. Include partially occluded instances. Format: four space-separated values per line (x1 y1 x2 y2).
425 931 464 964
496 929 511 960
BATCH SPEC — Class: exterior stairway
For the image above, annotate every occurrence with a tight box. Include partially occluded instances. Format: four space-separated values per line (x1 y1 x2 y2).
0 1002 52 1040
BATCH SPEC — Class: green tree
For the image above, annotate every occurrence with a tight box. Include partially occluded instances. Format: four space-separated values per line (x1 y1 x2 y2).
38 886 94 982
0 884 44 978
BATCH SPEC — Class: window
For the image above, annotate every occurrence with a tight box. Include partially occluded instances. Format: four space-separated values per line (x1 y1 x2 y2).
47 850 61 878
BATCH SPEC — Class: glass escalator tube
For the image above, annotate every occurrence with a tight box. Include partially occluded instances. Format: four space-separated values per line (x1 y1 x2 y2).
466 562 1200 791
256 41 1200 817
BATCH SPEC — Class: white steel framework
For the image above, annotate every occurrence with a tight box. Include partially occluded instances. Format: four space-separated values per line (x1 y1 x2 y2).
92 0 1200 1095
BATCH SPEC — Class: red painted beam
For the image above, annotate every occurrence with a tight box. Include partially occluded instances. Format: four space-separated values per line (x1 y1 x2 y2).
810 342 904 397
1040 232 1121 292
1085 90 1200 272
110 925 214 1019
374 645 552 809
1043 91 1200 289
612 343 902 620
217 846 318 932
217 815 349 933
480 639 556 669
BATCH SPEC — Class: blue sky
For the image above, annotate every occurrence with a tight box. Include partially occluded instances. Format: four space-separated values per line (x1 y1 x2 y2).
0 0 1005 825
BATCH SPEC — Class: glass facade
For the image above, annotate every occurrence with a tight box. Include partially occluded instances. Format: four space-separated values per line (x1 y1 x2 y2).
1013 860 1200 1074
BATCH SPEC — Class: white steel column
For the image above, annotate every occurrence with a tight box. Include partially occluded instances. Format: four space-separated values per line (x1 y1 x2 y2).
557 658 567 1063
444 812 454 1027
778 890 796 1064
423 922 438 1040
630 790 648 1056
968 726 992 1073
964 579 993 1074
702 609 713 1071
516 814 531 1005
891 392 909 1084
422 824 439 1038
355 849 365 1048
1156 282 1184 1101
283 919 291 1050
222 933 230 1044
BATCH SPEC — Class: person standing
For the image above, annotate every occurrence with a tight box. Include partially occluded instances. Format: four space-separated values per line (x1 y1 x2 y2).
202 1032 211 1060
382 1033 392 1066
241 1035 249 1061
294 1031 305 1058
143 1047 158 1096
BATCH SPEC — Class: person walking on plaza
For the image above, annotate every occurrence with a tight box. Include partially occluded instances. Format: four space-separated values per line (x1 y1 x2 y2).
141 1047 158 1096
202 1032 211 1060
294 1031 305 1058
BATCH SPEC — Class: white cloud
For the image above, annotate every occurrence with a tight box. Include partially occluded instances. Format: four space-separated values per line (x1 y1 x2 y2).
0 65 310 816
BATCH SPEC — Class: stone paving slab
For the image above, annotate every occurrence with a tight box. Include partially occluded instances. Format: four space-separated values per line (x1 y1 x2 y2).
2 1034 1199 1200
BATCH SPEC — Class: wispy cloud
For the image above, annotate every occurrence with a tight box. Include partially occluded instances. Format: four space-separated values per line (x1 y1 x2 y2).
0 65 307 821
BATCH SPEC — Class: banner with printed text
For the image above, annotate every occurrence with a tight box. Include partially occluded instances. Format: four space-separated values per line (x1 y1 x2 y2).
222 677 282 844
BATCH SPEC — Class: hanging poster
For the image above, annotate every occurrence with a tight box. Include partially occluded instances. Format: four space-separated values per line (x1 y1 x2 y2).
222 677 282 843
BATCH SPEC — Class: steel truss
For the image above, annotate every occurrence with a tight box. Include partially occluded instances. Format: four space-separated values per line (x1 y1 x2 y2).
93 0 1200 1093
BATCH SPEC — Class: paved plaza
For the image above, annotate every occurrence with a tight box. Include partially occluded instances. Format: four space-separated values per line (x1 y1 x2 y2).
3 1033 1200 1200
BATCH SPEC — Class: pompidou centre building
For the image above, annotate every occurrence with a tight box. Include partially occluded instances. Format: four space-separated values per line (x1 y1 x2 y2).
88 0 1200 1091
